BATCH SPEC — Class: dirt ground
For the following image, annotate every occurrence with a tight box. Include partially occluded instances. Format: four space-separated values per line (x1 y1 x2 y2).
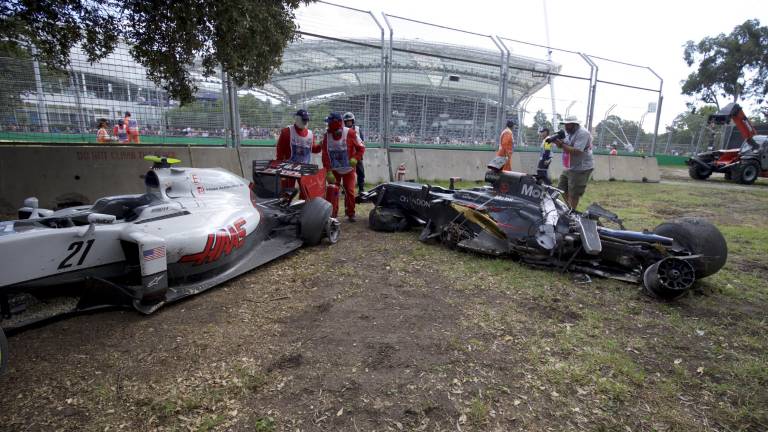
1 179 767 431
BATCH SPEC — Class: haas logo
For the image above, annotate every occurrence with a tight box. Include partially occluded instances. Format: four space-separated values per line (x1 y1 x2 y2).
180 218 247 265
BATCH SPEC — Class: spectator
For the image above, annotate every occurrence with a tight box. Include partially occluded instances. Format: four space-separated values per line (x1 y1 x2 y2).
113 119 128 143
551 115 594 210
96 119 111 143
124 112 140 143
496 119 515 171
610 145 618 156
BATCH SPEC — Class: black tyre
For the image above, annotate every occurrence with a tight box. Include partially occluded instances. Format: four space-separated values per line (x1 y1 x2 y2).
368 206 410 232
653 217 727 278
732 161 759 185
688 163 712 180
0 328 8 374
300 197 332 246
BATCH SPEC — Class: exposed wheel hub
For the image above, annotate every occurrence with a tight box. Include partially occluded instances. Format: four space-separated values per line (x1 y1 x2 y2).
643 257 696 300
325 218 340 244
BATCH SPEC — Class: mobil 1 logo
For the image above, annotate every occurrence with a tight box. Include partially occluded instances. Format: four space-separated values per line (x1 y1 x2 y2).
520 183 544 200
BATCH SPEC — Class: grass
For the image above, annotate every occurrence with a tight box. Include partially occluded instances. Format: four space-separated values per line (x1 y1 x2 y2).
412 179 768 430
94 180 768 430
119 360 273 431
254 417 276 432
468 398 490 426
2 178 766 432
197 415 225 432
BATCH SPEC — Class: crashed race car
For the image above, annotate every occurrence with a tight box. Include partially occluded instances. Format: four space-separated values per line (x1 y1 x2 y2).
0 156 338 373
360 157 727 298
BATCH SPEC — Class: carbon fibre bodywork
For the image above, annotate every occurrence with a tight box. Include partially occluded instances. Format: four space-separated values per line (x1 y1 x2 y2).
360 164 727 299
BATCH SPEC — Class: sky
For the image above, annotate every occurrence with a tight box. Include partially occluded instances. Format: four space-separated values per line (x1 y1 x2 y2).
296 0 767 131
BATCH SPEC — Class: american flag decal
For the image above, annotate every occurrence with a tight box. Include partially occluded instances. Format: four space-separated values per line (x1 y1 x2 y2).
143 246 166 261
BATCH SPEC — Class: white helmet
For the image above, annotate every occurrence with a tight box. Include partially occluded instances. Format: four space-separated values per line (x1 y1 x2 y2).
342 112 355 123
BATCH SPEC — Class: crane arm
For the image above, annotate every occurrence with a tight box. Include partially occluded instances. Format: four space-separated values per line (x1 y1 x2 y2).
709 103 757 146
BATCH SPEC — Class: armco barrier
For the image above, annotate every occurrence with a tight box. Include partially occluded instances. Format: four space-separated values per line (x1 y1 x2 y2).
0 145 659 212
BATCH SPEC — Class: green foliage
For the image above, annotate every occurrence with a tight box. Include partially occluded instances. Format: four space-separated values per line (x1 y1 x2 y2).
661 105 718 146
238 94 276 128
521 109 553 145
166 100 224 130
682 19 768 107
0 42 32 117
165 94 334 131
671 105 718 131
254 417 276 432
533 109 553 132
0 0 315 104
468 398 489 426
0 42 69 123
593 115 649 148
197 414 225 432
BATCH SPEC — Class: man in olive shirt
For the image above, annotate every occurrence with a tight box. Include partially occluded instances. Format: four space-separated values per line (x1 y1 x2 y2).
552 115 593 210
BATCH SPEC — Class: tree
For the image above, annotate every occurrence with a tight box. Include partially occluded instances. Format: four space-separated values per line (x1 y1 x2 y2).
532 110 553 132
0 41 69 126
238 94 274 128
0 0 314 104
166 100 224 131
664 106 719 151
682 19 768 108
0 41 33 121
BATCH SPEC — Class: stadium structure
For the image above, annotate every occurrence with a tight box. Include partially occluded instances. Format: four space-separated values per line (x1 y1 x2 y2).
1 39 558 144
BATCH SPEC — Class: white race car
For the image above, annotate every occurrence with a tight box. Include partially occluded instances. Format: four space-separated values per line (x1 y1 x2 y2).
0 156 339 373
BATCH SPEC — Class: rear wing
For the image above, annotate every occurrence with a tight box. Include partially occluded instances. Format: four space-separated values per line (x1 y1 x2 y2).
251 160 326 200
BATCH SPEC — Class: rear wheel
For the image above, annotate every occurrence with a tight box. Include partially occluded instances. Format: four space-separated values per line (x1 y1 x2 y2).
300 198 332 246
643 257 696 300
732 161 759 185
0 328 8 374
653 218 727 278
688 163 712 180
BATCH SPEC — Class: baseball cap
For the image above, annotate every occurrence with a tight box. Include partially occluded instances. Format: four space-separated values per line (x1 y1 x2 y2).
295 109 309 121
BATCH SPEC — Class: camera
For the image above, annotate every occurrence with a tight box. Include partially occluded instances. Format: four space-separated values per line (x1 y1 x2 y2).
544 129 566 143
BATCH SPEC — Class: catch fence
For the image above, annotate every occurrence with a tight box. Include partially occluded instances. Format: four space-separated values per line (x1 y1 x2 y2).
1 0 682 173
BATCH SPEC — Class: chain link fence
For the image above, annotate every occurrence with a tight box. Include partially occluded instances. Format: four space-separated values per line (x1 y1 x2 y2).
1 0 677 160
497 38 592 151
0 44 235 145
379 15 508 148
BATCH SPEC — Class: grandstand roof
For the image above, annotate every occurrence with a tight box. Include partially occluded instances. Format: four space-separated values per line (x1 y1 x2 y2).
260 39 559 108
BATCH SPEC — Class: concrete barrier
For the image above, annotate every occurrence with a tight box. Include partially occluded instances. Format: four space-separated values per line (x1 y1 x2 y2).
540 154 659 183
0 146 185 212
0 145 660 212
